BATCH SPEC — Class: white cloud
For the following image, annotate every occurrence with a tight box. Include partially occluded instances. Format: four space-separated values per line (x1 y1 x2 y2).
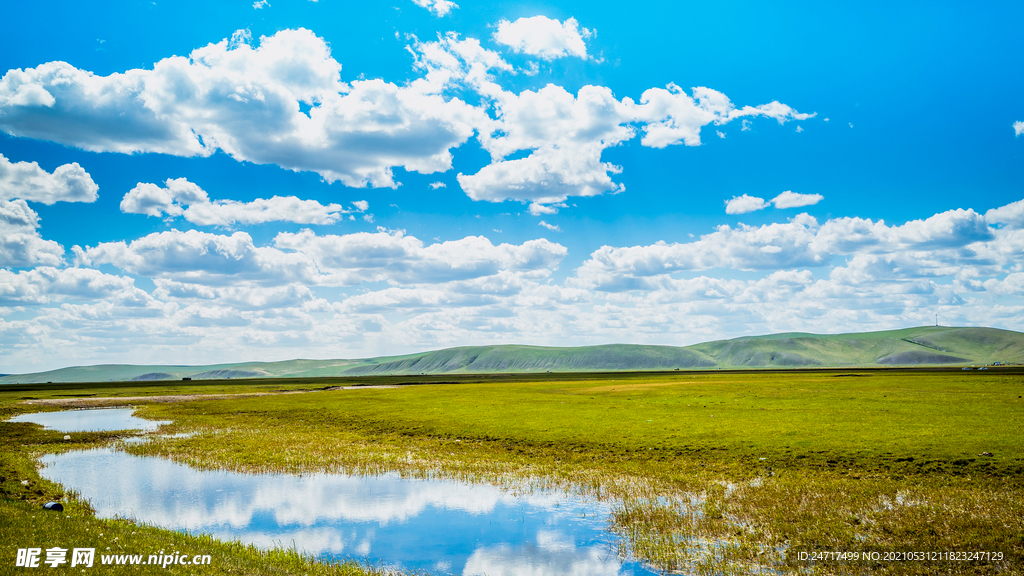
410 0 457 17
9 199 1024 373
0 154 98 204
474 84 635 160
574 203 1014 293
573 214 824 290
410 33 512 92
635 84 814 148
986 198 1024 229
68 227 566 292
816 208 993 254
252 0 269 8
772 190 823 209
459 143 625 205
538 220 561 232
884 208 992 249
338 286 451 313
1 27 812 215
74 230 321 286
411 36 811 212
0 29 482 188
120 177 355 226
493 16 592 61
0 199 64 267
154 280 315 311
725 194 768 215
1014 121 1024 136
428 181 446 189
725 191 823 214
528 202 565 216
0 267 136 305
452 81 634 208
274 228 567 284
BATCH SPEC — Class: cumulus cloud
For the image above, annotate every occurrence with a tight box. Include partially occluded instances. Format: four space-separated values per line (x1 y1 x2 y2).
0 154 98 204
410 0 457 17
725 191 823 214
9 198 1024 372
1 27 813 214
493 16 591 60
0 267 135 305
574 203 1016 293
986 198 1024 229
153 279 315 311
458 83 635 207
274 228 567 284
528 202 565 216
538 220 561 232
460 143 625 205
772 190 823 209
74 230 321 286
451 78 810 210
0 29 482 188
816 208 993 253
635 84 814 148
73 227 567 288
574 214 825 290
410 32 513 91
1015 121 1024 136
0 199 64 267
120 177 362 226
725 194 768 214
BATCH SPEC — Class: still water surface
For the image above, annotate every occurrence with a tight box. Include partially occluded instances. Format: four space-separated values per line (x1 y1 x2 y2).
33 410 660 576
9 407 168 432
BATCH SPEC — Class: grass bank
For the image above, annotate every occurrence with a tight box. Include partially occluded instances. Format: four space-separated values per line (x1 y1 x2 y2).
0 391 388 576
3 368 1023 574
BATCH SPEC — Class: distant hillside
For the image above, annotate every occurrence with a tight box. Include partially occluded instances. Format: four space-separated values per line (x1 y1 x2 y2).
689 326 1024 368
342 344 717 375
2 326 1021 384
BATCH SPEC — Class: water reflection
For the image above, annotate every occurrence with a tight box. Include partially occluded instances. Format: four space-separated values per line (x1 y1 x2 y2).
40 448 658 575
9 408 168 432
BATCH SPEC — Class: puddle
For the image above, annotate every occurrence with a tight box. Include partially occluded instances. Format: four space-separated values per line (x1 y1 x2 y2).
8 408 169 432
33 410 661 575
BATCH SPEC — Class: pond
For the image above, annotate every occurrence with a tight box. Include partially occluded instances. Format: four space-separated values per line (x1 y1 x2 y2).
32 410 661 576
9 407 169 432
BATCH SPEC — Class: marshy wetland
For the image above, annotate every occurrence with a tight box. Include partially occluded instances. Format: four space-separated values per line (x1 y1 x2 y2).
2 369 1022 575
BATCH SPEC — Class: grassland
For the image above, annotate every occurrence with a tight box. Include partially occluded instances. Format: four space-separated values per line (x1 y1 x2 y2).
0 381 384 576
3 325 1022 384
2 368 1022 575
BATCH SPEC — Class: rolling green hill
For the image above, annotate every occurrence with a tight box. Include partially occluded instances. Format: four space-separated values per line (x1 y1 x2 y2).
341 344 717 375
2 326 1021 383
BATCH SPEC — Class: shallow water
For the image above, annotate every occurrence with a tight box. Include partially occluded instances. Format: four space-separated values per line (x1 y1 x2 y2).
35 410 660 575
9 408 169 432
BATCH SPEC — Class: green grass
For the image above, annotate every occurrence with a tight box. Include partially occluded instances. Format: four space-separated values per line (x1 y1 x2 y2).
4 326 1023 383
128 369 1024 473
3 369 1023 575
0 396 387 576
0 500 381 576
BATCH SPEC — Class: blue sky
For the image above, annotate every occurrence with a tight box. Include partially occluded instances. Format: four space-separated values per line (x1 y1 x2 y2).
1 0 1023 373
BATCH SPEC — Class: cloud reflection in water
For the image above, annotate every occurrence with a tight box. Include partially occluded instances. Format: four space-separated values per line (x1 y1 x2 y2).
41 448 656 575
